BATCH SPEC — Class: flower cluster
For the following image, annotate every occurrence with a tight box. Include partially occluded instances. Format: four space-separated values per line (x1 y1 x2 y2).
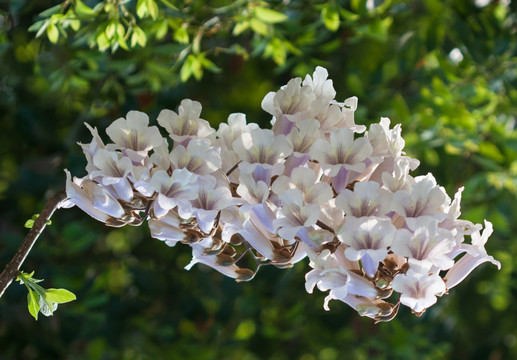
64 67 500 321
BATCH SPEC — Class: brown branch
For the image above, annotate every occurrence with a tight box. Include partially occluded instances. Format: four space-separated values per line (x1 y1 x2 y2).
0 190 67 298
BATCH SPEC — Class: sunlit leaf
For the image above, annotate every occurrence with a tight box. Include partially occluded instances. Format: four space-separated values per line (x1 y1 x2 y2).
321 6 340 32
254 7 288 23
75 0 95 17
47 23 59 44
233 21 250 36
45 288 77 304
250 18 268 36
27 290 40 321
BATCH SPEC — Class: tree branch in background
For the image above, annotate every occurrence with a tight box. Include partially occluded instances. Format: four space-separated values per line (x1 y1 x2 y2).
0 190 67 298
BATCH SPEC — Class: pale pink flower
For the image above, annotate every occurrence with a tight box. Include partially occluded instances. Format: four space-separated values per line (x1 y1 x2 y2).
105 111 163 160
272 166 333 205
148 210 185 246
391 216 456 271
274 189 321 241
157 99 215 144
190 176 233 234
310 128 373 191
261 77 316 126
90 149 134 203
302 66 336 102
305 248 379 311
237 167 272 205
169 138 221 175
149 169 199 219
338 216 395 277
391 267 446 314
391 173 450 220
64 170 125 224
185 237 242 279
444 220 501 289
233 128 293 175
335 181 393 218
79 123 106 173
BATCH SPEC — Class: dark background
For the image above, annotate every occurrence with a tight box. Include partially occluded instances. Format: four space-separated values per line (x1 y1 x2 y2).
1 0 516 358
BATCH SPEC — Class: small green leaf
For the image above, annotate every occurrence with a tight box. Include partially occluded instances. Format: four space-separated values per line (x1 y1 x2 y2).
131 26 147 47
254 7 288 24
200 55 221 73
24 219 35 229
233 21 250 36
69 19 81 31
96 31 110 51
160 0 178 10
136 0 148 18
27 290 40 320
147 0 159 20
174 26 189 44
47 23 59 44
180 54 204 82
38 4 62 18
155 20 168 40
45 288 77 303
321 6 340 32
75 0 95 17
28 20 46 33
250 18 268 36
118 34 129 51
106 21 116 39
34 20 50 38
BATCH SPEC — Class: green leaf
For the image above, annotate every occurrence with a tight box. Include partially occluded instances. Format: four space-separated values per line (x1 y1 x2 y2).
28 20 46 33
321 6 340 32
75 0 95 17
136 0 148 18
24 219 35 229
131 26 147 47
117 34 129 51
34 20 50 38
254 7 288 24
96 31 110 51
180 54 203 82
106 21 116 39
160 0 178 10
233 21 250 36
45 288 77 304
69 19 81 31
155 20 169 40
250 18 268 36
147 0 159 20
200 55 221 73
174 26 189 44
47 23 59 44
38 4 62 18
27 289 40 320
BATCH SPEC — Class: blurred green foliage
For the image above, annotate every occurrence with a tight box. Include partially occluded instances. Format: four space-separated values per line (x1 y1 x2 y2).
1 0 517 359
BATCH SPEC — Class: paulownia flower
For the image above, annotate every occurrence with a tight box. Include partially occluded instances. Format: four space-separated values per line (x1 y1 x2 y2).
338 216 396 278
391 173 450 220
157 99 215 144
391 264 446 314
391 216 456 271
335 181 393 218
233 128 293 175
272 166 333 205
105 111 163 161
64 170 125 224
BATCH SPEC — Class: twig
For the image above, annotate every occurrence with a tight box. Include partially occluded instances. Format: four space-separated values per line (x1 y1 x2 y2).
0 190 67 298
